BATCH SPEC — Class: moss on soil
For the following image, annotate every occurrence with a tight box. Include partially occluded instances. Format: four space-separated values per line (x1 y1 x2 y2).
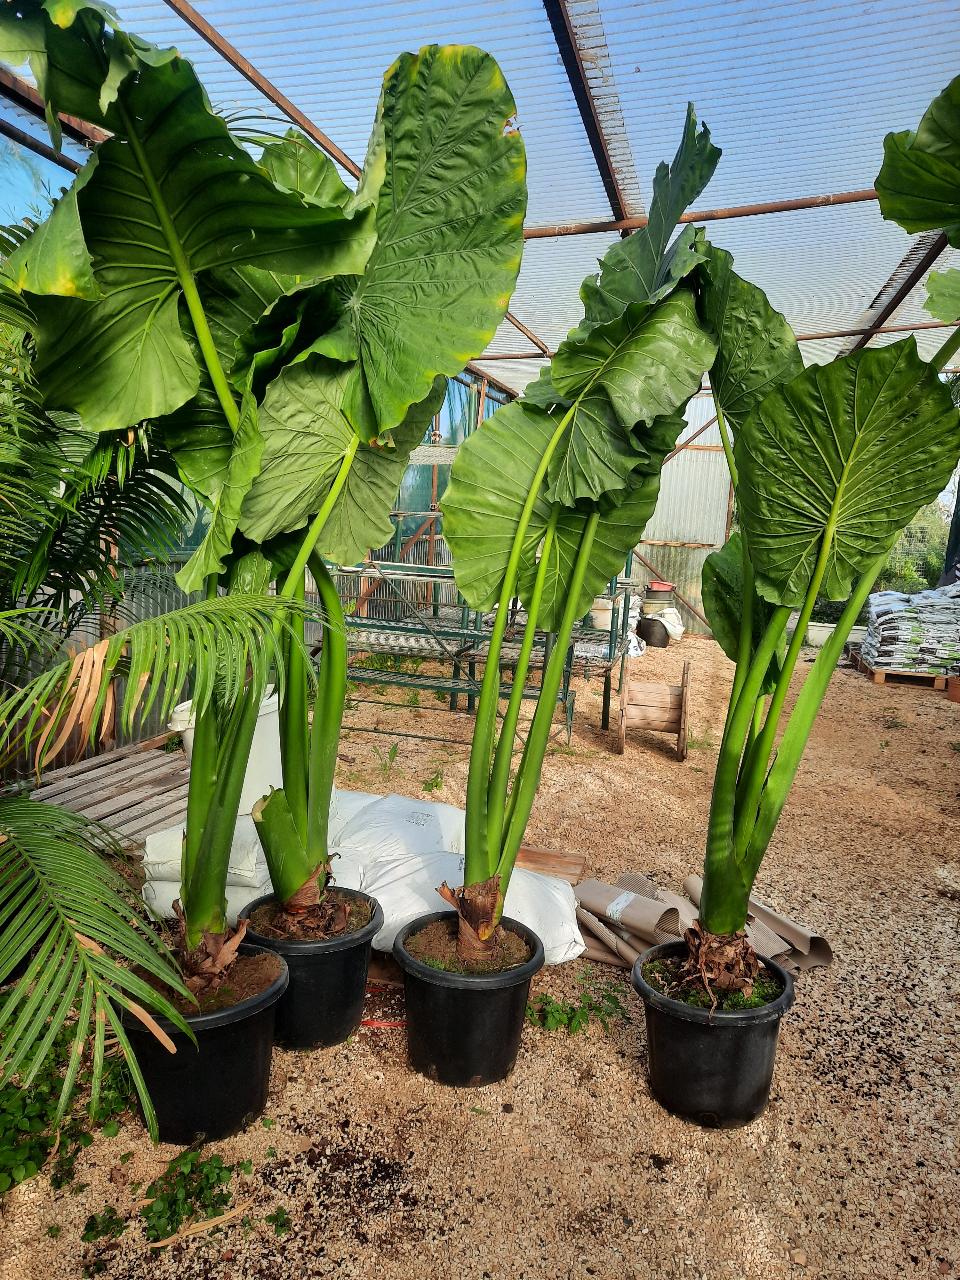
642 958 784 1010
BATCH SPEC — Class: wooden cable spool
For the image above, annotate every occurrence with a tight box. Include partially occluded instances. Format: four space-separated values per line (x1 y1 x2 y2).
615 660 690 761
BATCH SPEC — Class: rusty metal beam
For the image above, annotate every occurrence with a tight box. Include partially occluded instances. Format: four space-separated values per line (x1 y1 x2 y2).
524 187 879 239
0 115 80 172
505 310 552 356
847 232 949 352
541 0 630 223
0 67 108 147
162 0 361 177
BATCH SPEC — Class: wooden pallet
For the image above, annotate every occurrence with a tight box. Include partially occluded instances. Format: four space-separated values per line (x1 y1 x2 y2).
29 739 587 882
615 660 690 760
848 646 949 690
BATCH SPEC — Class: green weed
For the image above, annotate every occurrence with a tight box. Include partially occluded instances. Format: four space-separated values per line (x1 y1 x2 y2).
373 742 399 780
140 1149 251 1245
526 974 630 1035
421 766 444 793
265 1206 292 1236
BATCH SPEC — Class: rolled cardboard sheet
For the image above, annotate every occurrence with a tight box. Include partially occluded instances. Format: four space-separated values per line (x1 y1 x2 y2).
575 877 695 945
683 874 832 969
575 908 642 966
581 937 630 968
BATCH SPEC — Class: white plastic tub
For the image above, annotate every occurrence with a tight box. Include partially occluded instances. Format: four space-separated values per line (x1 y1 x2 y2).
168 689 282 815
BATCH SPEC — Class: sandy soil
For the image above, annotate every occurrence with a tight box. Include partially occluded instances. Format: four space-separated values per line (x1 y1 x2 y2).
3 635 959 1280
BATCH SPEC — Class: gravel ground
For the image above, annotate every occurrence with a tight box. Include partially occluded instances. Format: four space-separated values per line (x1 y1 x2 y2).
3 635 958 1280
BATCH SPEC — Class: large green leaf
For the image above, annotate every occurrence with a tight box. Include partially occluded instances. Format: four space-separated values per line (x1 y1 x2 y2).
701 533 785 694
699 244 803 432
239 357 445 562
925 266 960 323
875 75 960 244
546 289 716 506
735 339 960 607
579 105 720 326
176 388 263 593
442 401 679 626
258 129 353 207
307 45 526 439
8 27 375 430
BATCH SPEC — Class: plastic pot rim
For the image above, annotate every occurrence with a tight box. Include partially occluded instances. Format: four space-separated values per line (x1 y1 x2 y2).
125 941 289 1035
393 910 545 991
631 940 795 1027
239 888 384 956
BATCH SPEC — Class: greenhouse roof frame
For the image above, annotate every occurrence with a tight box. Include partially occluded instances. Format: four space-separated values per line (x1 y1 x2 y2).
0 0 957 397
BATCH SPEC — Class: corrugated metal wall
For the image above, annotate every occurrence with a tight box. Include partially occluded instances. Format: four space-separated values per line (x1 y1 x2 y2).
632 395 731 635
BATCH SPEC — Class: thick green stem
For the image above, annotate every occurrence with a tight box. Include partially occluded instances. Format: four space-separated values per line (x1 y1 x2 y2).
181 685 261 947
933 325 960 371
278 572 308 844
714 400 738 488
305 552 347 883
276 439 360 609
495 513 600 903
485 506 559 867
732 518 837 858
700 605 790 933
743 553 886 876
181 575 219 896
463 408 574 886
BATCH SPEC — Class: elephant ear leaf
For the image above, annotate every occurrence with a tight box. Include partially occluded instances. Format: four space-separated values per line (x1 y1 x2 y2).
925 267 960 323
308 45 527 439
442 402 679 627
258 130 354 207
875 74 960 244
8 23 376 431
701 533 785 695
176 386 263 594
699 243 803 433
545 289 716 506
239 357 445 562
580 105 720 325
735 339 960 608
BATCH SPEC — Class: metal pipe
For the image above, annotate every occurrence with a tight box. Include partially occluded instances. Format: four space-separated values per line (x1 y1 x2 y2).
0 67 108 146
0 116 80 172
524 187 879 239
161 0 361 177
505 310 553 356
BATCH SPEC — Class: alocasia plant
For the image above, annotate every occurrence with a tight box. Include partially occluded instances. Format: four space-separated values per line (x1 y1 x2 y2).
687 94 960 990
440 109 720 961
2 6 526 965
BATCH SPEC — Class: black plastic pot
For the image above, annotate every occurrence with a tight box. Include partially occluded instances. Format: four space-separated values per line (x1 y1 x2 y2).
239 889 383 1049
124 942 288 1145
393 910 545 1087
632 941 794 1128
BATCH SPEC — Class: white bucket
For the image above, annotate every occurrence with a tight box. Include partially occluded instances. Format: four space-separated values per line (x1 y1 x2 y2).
168 689 283 816
590 598 614 629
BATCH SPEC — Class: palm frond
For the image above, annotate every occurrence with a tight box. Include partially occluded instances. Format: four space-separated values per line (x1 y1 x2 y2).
0 594 320 772
0 797 194 1139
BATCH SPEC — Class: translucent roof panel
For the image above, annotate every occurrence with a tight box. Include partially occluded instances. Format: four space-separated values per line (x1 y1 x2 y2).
120 0 614 224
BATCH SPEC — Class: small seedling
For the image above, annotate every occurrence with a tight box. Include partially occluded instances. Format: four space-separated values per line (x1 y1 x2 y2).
82 1206 126 1243
526 974 630 1035
45 1224 61 1239
883 716 907 730
265 1206 292 1236
373 742 399 780
407 690 421 708
139 1150 247 1245
421 766 444 793
260 1116 276 1130
686 727 715 751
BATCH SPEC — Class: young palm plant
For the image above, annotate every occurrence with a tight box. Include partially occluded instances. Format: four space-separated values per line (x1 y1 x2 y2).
440 107 721 963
